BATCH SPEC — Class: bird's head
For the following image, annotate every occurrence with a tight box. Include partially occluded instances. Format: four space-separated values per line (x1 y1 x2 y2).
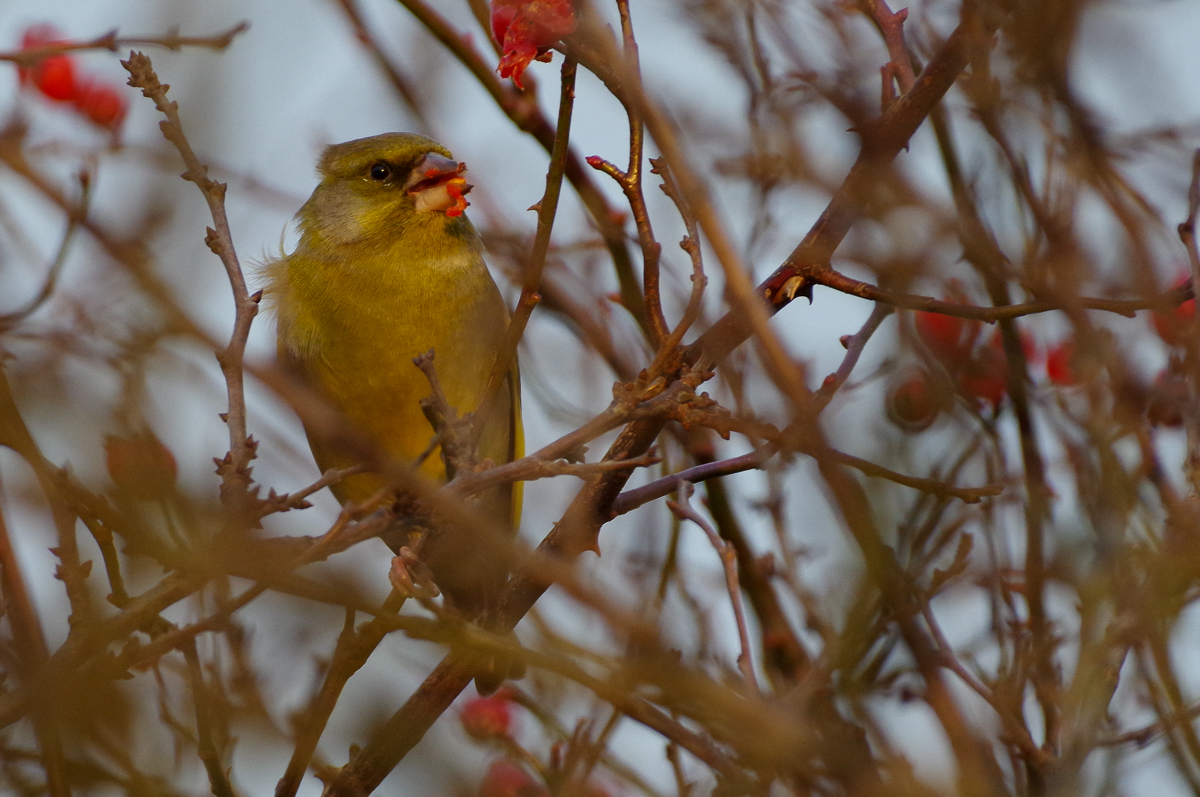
297 132 475 246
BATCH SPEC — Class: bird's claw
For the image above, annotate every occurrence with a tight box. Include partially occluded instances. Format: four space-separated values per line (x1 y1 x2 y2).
388 547 440 600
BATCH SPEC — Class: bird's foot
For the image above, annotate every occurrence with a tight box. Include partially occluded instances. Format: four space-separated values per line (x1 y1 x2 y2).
388 546 441 601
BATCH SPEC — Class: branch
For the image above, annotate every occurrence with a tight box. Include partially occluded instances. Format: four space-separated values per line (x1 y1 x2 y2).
183 640 237 797
477 58 577 439
667 484 760 695
0 22 248 66
121 51 260 523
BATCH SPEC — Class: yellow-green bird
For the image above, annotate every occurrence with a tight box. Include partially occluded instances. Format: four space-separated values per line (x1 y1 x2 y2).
264 132 521 620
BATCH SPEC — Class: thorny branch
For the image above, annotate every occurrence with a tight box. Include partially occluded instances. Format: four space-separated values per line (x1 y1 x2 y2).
122 51 259 521
0 22 249 66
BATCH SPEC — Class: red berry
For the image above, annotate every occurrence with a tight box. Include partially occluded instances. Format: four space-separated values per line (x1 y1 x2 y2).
18 25 78 102
105 432 177 500
73 80 127 129
461 696 512 741
958 338 1007 408
886 369 941 432
1045 341 1076 385
914 308 980 365
479 760 547 797
32 54 78 101
491 0 576 88
1152 298 1196 348
1147 370 1187 428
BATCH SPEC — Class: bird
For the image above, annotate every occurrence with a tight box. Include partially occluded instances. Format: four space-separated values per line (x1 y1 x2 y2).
262 132 522 627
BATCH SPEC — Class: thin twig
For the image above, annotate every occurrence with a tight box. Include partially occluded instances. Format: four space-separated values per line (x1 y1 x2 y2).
860 0 916 95
0 476 70 797
332 0 424 120
122 52 260 522
0 171 89 330
667 483 760 695
182 640 237 797
812 302 894 411
476 58 577 440
0 22 248 66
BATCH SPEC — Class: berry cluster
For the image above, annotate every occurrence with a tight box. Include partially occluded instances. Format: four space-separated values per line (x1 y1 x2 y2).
461 693 615 797
886 282 1199 433
490 0 576 88
17 25 128 131
1145 290 1197 428
886 289 1081 433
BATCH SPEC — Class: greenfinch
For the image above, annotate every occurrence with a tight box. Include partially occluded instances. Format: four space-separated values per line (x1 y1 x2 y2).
264 133 521 619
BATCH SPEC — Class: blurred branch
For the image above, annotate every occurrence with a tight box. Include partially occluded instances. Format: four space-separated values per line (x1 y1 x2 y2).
0 22 249 66
687 8 996 368
0 478 69 797
0 170 88 331
667 483 759 695
332 0 424 120
1177 149 1200 489
182 640 237 797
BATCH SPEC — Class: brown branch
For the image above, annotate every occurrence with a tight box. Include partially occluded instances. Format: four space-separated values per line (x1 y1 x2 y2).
256 465 370 517
568 10 809 407
795 262 1186 321
650 157 707 357
477 58 577 440
183 640 237 797
332 0 424 119
667 484 759 695
0 22 248 66
590 0 668 346
0 171 88 331
812 302 894 411
860 0 916 95
121 52 260 524
276 593 405 797
686 10 994 369
0 478 70 797
613 431 1001 516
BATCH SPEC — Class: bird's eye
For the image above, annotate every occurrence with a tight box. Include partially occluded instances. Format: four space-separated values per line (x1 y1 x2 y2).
368 162 392 182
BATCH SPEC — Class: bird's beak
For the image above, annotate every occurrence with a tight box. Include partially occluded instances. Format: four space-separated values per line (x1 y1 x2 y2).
404 153 473 217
